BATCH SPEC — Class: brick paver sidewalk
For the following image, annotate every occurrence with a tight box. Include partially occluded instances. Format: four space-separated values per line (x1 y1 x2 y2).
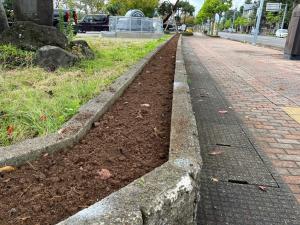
186 34 300 203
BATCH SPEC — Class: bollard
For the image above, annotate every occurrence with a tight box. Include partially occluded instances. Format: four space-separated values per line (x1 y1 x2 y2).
284 5 300 60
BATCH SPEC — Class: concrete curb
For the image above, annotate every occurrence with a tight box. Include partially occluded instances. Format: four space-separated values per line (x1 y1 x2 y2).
194 32 284 51
56 35 202 225
0 36 175 166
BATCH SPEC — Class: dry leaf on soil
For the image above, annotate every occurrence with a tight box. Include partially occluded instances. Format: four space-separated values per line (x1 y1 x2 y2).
0 166 16 173
97 169 112 180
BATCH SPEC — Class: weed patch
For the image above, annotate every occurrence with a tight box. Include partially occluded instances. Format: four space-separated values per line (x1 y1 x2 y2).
0 35 171 146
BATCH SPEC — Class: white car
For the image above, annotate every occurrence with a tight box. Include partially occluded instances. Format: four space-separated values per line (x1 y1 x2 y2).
275 29 288 38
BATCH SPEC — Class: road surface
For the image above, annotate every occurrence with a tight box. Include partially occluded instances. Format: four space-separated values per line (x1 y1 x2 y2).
219 32 286 49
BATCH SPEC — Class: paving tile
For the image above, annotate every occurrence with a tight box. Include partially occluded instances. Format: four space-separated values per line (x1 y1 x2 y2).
183 36 300 224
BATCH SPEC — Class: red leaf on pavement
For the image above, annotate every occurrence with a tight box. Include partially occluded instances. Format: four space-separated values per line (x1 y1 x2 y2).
218 110 228 114
258 185 267 192
209 150 224 156
97 169 112 180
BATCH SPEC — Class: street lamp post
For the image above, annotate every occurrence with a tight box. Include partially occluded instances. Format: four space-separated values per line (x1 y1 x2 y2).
253 0 264 45
281 3 288 29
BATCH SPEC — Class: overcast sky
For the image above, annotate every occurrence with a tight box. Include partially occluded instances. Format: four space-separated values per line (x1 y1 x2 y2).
168 0 246 13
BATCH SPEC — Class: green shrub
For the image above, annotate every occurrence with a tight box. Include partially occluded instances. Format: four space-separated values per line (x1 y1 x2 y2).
0 44 34 68
182 32 194 36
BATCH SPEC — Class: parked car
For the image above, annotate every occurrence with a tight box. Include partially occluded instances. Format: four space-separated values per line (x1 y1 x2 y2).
53 9 78 28
275 29 288 38
76 14 109 33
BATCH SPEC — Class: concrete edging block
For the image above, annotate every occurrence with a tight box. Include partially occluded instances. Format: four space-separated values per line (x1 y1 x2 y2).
0 36 174 166
57 35 202 225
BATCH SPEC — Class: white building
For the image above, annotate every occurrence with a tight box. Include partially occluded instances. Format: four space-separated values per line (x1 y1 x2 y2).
243 3 255 18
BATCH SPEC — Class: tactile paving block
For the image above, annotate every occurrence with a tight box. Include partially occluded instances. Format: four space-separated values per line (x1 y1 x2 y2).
183 40 300 225
197 123 251 147
198 181 300 225
201 145 277 187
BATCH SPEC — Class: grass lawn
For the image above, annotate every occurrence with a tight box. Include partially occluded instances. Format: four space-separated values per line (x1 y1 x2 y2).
0 35 171 146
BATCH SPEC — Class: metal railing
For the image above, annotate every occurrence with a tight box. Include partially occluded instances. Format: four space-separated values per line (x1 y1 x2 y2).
109 16 163 33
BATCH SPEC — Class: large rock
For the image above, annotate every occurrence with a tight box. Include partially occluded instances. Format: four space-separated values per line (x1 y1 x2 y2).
69 40 95 60
35 45 78 71
0 21 68 51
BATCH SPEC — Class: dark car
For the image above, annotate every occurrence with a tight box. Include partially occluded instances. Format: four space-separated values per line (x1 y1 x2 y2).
76 14 109 33
53 9 78 28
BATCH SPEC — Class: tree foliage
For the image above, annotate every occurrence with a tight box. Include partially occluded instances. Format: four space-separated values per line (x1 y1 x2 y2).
234 16 250 27
158 1 173 17
106 0 159 17
158 0 180 23
265 12 281 28
196 0 232 24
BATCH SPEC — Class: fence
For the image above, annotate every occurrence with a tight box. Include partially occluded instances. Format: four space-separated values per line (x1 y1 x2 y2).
109 16 163 33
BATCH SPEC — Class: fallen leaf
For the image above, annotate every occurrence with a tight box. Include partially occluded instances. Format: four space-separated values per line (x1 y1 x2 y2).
141 104 150 107
258 185 267 192
40 114 47 121
208 150 224 155
18 216 31 221
136 110 143 119
0 166 16 173
218 110 228 114
97 169 112 180
211 177 219 182
93 122 101 127
7 125 14 136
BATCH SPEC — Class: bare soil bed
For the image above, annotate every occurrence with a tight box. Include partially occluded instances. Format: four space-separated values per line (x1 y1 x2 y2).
0 36 178 225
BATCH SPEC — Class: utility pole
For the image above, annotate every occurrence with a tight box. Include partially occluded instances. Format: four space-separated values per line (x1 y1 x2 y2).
231 9 237 30
281 3 288 29
253 0 264 45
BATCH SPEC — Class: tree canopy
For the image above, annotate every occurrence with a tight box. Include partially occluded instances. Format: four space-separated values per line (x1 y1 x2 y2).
106 0 159 17
196 0 232 24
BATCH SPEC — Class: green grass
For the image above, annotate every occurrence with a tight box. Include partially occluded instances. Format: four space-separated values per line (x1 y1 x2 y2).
0 35 171 146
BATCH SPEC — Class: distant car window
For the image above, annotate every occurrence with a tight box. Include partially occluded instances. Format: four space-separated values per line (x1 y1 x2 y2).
93 15 107 22
83 16 93 22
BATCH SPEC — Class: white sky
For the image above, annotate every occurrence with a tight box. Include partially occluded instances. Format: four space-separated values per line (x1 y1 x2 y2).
167 0 246 13
168 0 204 13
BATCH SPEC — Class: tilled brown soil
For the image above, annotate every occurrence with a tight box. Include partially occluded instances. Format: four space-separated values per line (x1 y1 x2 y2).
0 36 178 225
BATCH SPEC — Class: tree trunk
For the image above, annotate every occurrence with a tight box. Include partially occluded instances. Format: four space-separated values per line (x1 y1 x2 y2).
293 1 300 9
0 3 9 34
163 0 180 24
